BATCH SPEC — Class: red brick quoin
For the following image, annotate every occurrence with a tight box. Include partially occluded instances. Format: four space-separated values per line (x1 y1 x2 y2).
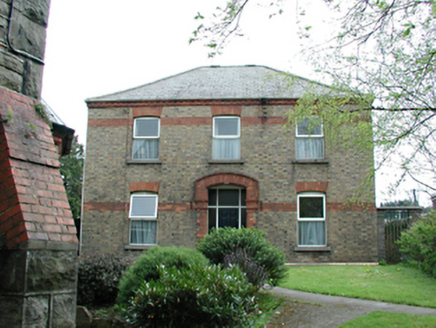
194 173 259 238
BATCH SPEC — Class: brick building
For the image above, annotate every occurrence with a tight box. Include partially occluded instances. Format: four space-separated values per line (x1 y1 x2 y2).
81 65 377 263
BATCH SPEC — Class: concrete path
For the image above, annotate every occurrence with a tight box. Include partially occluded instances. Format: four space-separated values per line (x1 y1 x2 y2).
269 287 436 327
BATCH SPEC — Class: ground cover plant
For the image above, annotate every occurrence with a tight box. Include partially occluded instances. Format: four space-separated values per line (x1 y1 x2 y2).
339 311 436 328
197 227 286 286
279 264 436 308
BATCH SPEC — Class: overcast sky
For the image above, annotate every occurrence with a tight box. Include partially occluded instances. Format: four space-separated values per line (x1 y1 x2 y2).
40 1 431 206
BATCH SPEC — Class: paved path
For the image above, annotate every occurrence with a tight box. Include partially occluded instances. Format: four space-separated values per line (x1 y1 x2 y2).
269 287 436 327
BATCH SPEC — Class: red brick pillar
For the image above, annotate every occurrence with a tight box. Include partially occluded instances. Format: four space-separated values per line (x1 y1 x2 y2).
0 88 78 327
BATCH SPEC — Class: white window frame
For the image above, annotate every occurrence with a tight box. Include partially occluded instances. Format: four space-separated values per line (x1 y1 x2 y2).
133 117 160 139
212 116 241 160
212 116 240 139
129 193 158 245
132 117 160 159
295 116 324 160
297 192 326 247
207 186 246 231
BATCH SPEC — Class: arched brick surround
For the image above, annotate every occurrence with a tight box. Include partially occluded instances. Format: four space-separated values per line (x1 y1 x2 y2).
194 173 259 237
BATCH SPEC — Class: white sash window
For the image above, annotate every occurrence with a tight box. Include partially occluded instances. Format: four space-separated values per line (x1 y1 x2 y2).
129 193 158 245
298 193 326 246
212 117 240 160
208 187 246 232
133 118 160 159
296 116 324 160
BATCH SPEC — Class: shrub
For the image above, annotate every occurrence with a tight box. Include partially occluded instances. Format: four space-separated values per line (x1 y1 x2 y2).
123 264 257 327
117 246 209 305
197 227 286 285
77 253 129 307
398 211 436 278
223 248 269 289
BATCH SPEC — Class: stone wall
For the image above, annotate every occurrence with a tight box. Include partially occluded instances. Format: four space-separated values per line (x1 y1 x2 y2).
0 0 49 98
0 1 79 326
82 101 377 263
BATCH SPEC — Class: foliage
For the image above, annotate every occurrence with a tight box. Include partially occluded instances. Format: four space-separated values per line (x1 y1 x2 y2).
381 199 419 207
339 311 436 328
398 211 436 278
116 246 209 305
223 248 269 289
122 264 257 328
197 227 286 285
280 264 436 308
59 135 84 220
77 253 130 307
191 0 436 197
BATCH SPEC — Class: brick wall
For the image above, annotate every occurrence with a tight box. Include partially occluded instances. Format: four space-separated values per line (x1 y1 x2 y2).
82 101 377 263
0 87 78 327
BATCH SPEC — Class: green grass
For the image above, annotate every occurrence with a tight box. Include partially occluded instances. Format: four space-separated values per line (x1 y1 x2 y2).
339 311 436 327
279 264 436 308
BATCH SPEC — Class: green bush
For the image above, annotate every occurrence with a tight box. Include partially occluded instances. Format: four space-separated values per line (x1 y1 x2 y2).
398 211 436 278
197 227 286 285
123 264 257 328
223 248 269 289
77 253 129 307
117 246 209 305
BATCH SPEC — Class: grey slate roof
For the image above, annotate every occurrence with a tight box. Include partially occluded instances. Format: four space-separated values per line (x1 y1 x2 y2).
87 65 334 102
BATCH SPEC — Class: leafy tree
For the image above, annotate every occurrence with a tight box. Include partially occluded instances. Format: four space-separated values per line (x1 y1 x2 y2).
381 199 418 207
191 0 436 197
60 136 84 221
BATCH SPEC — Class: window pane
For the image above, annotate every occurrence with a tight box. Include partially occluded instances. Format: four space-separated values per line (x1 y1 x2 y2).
130 196 157 217
208 189 217 206
241 208 246 228
130 220 156 244
135 119 159 137
133 139 159 159
299 221 325 246
299 197 324 218
212 138 240 160
218 189 240 206
296 138 324 160
241 189 246 206
215 117 239 136
218 208 239 228
297 117 322 136
208 208 216 232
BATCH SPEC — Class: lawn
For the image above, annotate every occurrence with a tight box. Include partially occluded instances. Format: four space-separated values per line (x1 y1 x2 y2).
339 311 436 327
279 264 436 308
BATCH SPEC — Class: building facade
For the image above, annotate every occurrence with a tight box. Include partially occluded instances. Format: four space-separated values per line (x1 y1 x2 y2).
81 66 377 263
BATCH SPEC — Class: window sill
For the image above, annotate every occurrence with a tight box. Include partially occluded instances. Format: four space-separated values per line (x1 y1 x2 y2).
208 159 244 164
124 244 156 250
294 246 331 252
292 159 329 165
127 159 162 164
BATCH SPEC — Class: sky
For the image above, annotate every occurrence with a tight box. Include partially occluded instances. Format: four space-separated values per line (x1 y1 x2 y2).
41 0 431 206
